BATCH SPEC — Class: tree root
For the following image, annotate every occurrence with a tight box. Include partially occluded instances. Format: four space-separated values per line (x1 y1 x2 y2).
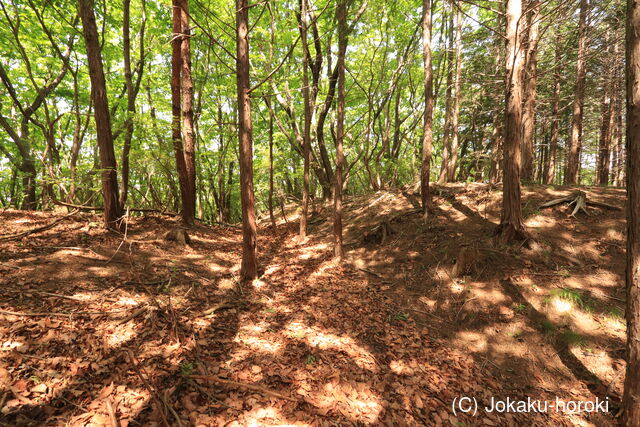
539 190 621 217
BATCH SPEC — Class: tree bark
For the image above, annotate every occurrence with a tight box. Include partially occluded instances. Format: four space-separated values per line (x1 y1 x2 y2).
496 0 526 242
545 32 561 185
334 0 348 260
446 1 462 182
78 0 122 229
625 0 640 422
421 0 434 218
119 0 135 208
565 0 588 185
438 4 455 183
180 0 196 224
597 35 616 186
489 11 504 185
266 98 276 228
236 0 258 279
171 0 190 225
299 0 311 238
521 0 539 183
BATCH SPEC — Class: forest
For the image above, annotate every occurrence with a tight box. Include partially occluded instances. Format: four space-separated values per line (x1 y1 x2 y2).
1 0 640 425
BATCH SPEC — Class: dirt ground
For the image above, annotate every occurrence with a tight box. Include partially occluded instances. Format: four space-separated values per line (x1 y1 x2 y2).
0 184 626 426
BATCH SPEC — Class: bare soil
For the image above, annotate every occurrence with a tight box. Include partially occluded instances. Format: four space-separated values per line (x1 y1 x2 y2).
0 184 625 426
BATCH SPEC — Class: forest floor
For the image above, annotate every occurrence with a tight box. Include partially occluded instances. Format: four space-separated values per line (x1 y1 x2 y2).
0 184 626 426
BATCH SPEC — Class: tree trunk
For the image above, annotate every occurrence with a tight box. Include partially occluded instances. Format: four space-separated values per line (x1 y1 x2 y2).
119 0 135 208
78 0 122 229
438 5 455 183
489 10 503 184
421 0 434 219
496 0 526 242
171 0 190 225
597 36 616 186
267 98 276 228
446 1 462 182
236 0 257 279
299 0 311 238
545 32 561 185
180 0 196 224
565 0 588 185
334 0 348 260
521 0 539 183
624 0 640 422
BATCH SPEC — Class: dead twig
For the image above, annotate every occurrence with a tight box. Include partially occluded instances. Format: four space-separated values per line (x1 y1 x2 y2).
125 350 170 427
185 375 298 402
117 305 148 325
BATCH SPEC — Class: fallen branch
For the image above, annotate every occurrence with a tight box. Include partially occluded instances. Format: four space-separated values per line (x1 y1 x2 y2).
51 198 179 215
185 375 298 402
0 209 80 241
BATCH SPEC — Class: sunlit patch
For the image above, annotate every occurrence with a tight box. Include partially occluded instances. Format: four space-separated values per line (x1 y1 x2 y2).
305 380 383 423
68 293 93 302
605 228 624 241
104 324 136 347
552 298 573 313
115 297 139 306
389 359 414 375
285 322 378 370
454 331 487 352
14 219 31 223
218 278 235 290
449 281 465 293
242 406 283 426
252 279 267 289
263 265 281 275
235 333 282 354
1 340 24 351
208 263 228 273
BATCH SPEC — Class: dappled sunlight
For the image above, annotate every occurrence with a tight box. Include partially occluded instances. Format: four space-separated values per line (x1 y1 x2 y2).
303 380 383 424
101 322 137 348
454 330 488 352
285 322 378 371
552 297 573 314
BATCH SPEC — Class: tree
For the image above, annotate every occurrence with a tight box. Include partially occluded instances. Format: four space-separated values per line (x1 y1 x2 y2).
521 0 539 183
334 0 350 259
119 0 146 209
237 0 258 279
624 0 640 423
421 0 434 218
438 4 455 183
299 0 311 239
496 0 526 242
446 1 462 182
565 0 588 185
78 0 122 229
544 30 562 185
180 0 196 224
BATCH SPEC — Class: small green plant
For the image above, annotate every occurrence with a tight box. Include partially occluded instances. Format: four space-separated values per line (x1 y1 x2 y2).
507 330 523 339
263 307 276 314
180 362 194 375
546 287 594 312
561 330 586 348
605 306 624 320
539 319 557 334
305 354 316 365
513 303 527 314
389 312 409 322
